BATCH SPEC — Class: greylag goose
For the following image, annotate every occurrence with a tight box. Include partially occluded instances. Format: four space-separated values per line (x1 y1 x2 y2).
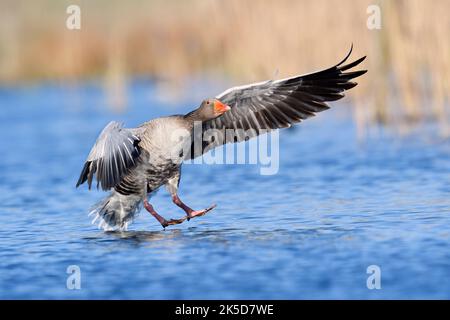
76 47 367 231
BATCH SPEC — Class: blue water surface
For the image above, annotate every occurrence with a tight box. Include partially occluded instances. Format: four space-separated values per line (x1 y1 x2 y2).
0 81 449 299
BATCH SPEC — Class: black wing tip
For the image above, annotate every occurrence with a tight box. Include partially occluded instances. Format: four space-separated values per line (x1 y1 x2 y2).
336 43 367 69
343 69 368 79
349 55 367 67
359 69 368 76
336 44 354 67
348 56 367 68
339 54 367 81
76 161 91 188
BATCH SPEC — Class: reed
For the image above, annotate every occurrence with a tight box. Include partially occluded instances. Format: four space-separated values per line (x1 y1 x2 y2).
0 0 448 133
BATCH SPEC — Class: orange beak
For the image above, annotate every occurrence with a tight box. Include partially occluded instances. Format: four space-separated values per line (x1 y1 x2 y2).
214 100 231 114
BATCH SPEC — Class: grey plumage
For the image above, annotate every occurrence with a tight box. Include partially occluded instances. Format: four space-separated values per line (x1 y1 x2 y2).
77 47 367 231
76 121 141 191
189 46 366 157
88 191 142 231
78 116 191 230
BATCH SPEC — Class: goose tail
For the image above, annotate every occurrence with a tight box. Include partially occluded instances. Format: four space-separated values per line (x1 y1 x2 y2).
89 191 141 231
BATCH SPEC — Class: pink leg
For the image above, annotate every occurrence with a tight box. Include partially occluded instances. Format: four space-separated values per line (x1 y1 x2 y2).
143 198 186 228
172 194 216 220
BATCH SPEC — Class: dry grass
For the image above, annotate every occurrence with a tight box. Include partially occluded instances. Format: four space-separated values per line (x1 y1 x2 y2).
0 0 448 133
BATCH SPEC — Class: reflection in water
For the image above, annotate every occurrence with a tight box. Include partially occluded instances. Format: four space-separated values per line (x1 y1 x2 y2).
89 224 362 248
108 229 183 242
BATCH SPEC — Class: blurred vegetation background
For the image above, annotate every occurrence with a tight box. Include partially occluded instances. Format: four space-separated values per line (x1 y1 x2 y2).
0 0 449 135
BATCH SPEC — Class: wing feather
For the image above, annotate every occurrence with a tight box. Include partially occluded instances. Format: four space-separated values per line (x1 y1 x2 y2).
188 46 366 159
76 121 141 190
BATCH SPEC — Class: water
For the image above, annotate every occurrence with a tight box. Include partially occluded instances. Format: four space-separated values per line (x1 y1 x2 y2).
1 81 449 299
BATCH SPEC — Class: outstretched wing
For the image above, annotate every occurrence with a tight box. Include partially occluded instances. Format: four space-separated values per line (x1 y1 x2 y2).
189 46 366 158
76 121 141 190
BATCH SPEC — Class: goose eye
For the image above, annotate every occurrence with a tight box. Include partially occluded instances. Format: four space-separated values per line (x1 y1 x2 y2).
206 100 210 105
